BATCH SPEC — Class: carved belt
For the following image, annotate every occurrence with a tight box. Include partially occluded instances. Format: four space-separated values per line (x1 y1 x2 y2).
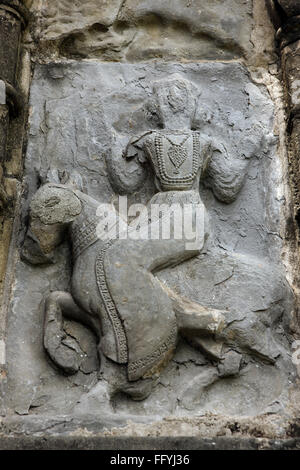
71 216 99 259
71 218 129 363
95 238 177 379
95 240 128 364
128 321 177 381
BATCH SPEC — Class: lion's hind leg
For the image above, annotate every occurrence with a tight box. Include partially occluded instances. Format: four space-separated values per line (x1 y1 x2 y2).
164 286 226 336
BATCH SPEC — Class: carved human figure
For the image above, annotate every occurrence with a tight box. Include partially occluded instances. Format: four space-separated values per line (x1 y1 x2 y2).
22 74 287 400
114 74 252 204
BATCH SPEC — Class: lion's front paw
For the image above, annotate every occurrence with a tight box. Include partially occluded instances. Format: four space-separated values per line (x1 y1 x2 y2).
44 321 83 375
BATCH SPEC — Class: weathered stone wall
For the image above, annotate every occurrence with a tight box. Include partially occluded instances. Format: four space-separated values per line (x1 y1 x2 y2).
0 0 300 448
0 1 31 417
35 0 253 62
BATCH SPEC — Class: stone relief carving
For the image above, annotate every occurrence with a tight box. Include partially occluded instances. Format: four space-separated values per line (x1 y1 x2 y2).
21 74 293 403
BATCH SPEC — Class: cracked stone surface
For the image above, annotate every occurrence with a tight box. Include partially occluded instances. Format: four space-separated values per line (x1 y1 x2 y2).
3 61 297 424
36 0 254 61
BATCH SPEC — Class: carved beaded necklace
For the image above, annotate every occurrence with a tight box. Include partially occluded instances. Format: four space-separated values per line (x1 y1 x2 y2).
152 131 200 188
164 134 190 173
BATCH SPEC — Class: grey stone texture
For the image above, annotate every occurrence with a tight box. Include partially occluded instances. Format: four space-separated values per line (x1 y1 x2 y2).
37 0 253 61
0 433 299 450
3 61 297 428
0 434 300 450
0 81 5 105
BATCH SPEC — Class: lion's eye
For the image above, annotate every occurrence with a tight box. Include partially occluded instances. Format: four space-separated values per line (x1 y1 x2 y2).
45 196 60 208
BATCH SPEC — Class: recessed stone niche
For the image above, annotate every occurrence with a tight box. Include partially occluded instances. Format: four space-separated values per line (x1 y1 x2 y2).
1 62 298 444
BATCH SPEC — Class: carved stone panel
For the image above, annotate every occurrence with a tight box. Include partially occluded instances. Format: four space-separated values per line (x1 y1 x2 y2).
4 62 297 430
